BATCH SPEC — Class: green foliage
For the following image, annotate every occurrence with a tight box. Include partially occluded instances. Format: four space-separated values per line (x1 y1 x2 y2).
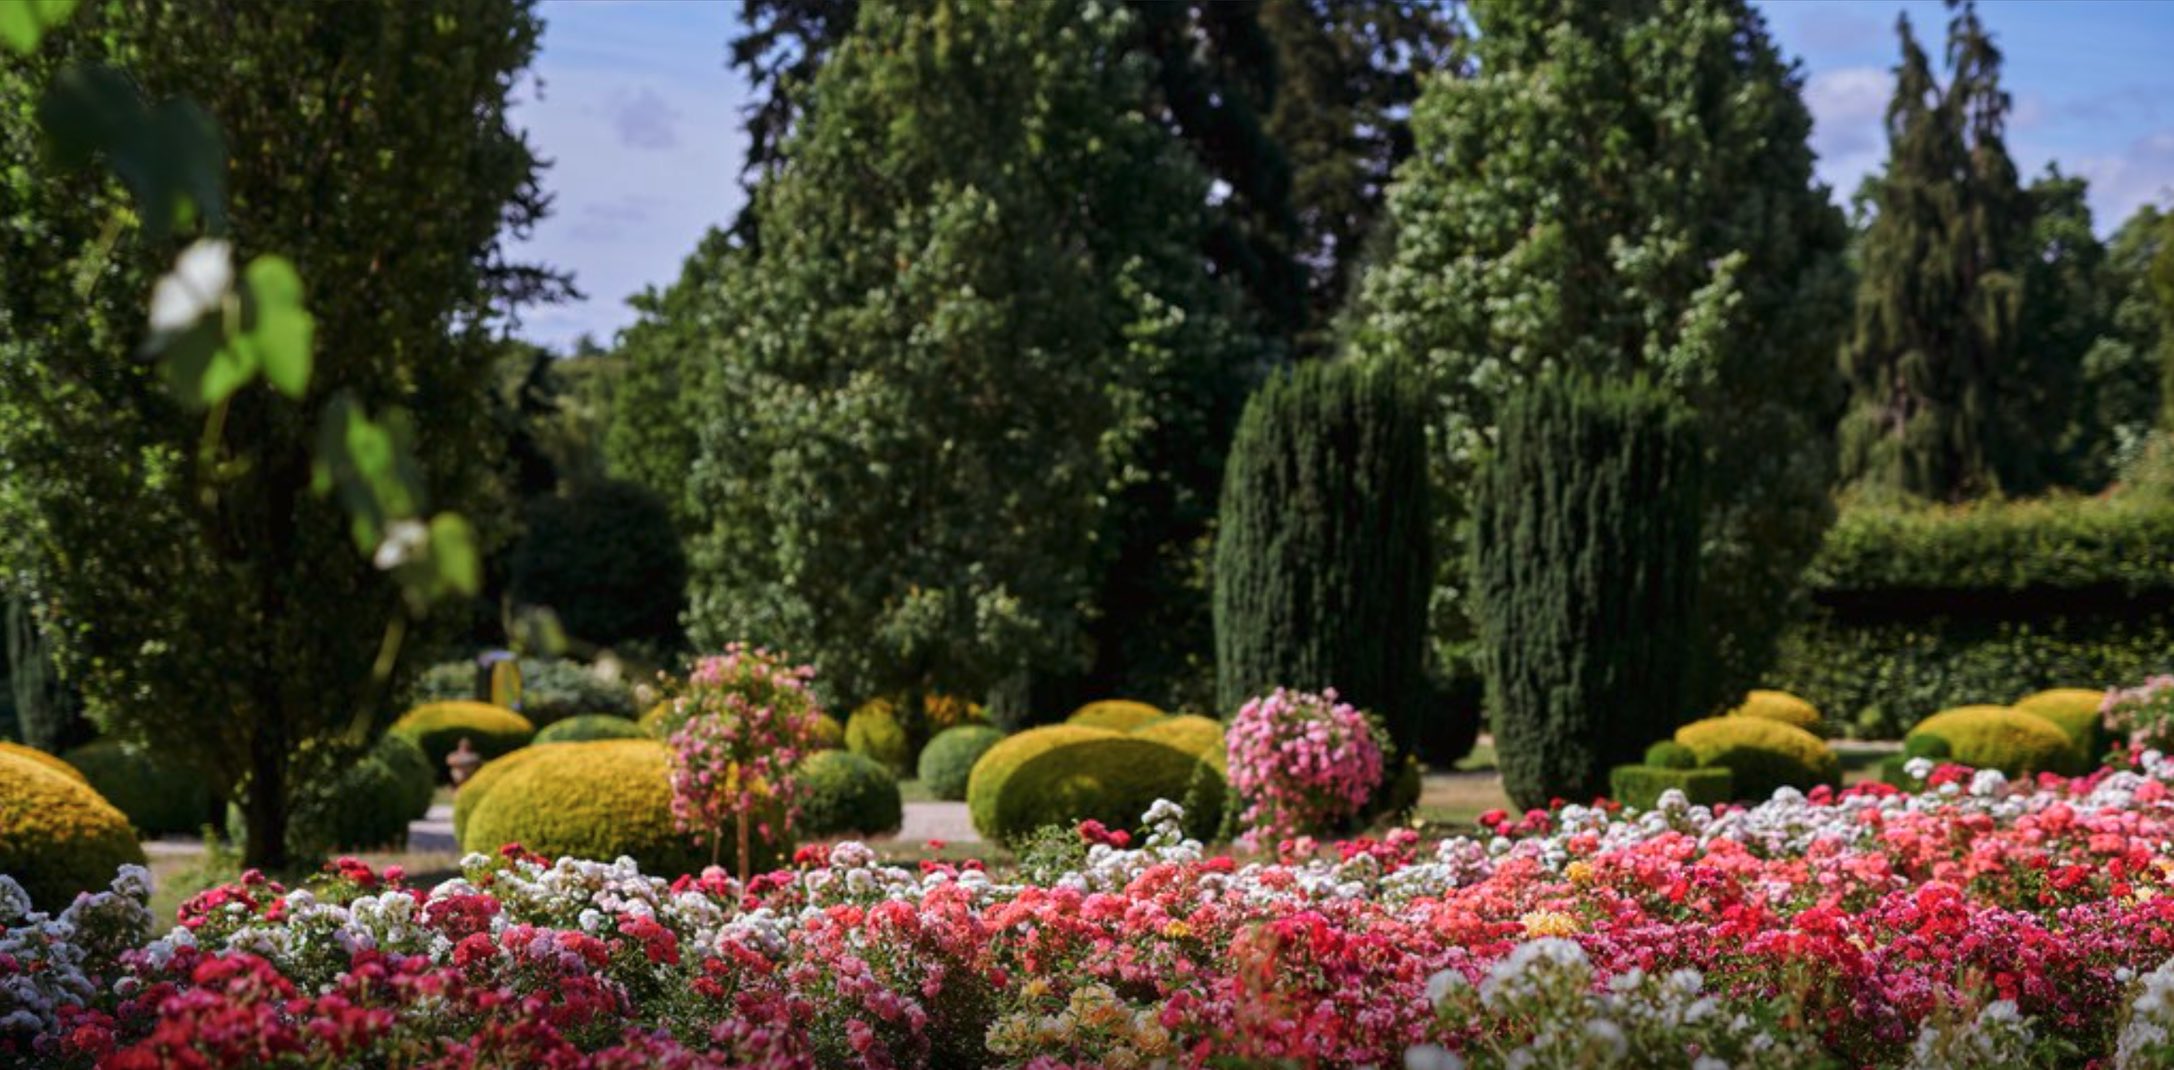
682 0 1253 717
0 0 558 868
1642 742 1700 771
462 739 779 875
1066 700 1168 733
534 715 647 745
281 733 435 856
62 739 218 836
1907 706 2079 778
1902 734 1952 761
1344 0 1852 707
407 660 482 705
2067 206 2174 488
0 0 77 54
1811 496 2174 595
2007 168 2111 493
795 749 902 838
1840 5 2029 499
1477 377 1705 810
916 724 1005 802
0 752 145 911
2013 688 2109 764
1213 359 1435 750
1673 717 1839 800
6 595 79 753
844 703 910 776
1131 714 1225 765
389 702 535 776
514 658 636 725
1773 613 2174 739
967 726 1222 847
602 231 737 533
1609 765 1734 811
507 480 687 650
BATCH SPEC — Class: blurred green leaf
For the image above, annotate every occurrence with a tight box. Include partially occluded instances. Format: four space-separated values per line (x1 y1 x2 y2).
235 256 312 398
36 64 225 240
428 513 481 597
0 0 78 55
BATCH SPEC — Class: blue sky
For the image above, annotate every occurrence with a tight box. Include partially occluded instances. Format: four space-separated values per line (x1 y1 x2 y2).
507 0 2174 351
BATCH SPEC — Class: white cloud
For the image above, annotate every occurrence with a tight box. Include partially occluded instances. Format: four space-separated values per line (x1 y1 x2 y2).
2074 130 2174 225
612 87 681 151
1803 66 1892 196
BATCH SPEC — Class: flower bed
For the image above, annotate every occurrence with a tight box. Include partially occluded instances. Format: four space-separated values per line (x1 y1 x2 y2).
16 762 2174 1065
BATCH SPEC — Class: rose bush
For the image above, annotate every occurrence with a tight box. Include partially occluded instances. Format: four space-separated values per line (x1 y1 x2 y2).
1224 687 1385 849
19 756 2174 1064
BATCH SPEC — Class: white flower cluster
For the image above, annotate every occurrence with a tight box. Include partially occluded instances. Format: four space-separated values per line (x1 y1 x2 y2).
0 867 156 1039
1904 999 2035 1069
2119 956 2174 1068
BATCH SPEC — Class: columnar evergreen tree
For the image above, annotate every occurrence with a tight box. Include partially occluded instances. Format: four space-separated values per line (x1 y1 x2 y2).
683 0 1253 729
1343 0 1851 709
0 0 560 866
1840 4 2030 499
1212 359 1435 749
1475 377 1704 811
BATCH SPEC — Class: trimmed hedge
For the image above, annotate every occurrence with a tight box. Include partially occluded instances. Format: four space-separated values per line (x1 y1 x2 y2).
390 702 535 778
0 740 86 784
462 739 776 875
916 725 1005 801
0 753 146 910
1810 496 2174 596
1642 741 1699 770
453 746 553 843
845 703 910 775
63 740 220 837
1673 717 1839 800
1907 706 2080 777
1066 700 1166 733
966 726 1219 846
285 734 437 855
1131 714 1225 767
1730 690 1822 734
1609 765 1734 810
535 715 648 745
796 750 903 838
2013 688 2110 765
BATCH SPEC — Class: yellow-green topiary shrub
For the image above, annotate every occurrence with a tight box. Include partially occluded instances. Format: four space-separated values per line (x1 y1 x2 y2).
461 739 777 876
1673 716 1840 800
808 713 846 752
534 715 648 744
640 699 678 737
845 701 911 774
0 741 87 785
1130 714 1225 770
0 753 146 910
1908 705 2081 778
967 725 1219 846
917 724 1007 801
452 746 555 843
1066 700 1167 732
390 701 535 778
2013 688 2109 767
1728 689 1823 734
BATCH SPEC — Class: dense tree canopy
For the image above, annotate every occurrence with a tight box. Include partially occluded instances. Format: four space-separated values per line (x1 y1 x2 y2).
0 0 560 866
1343 0 1852 709
682 0 1254 723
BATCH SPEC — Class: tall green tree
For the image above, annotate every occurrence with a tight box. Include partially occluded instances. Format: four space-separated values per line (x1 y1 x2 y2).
2003 167 2108 492
1342 0 1852 709
2075 206 2174 485
1260 0 1461 355
0 0 560 867
683 0 1252 727
1839 4 2030 500
604 230 741 535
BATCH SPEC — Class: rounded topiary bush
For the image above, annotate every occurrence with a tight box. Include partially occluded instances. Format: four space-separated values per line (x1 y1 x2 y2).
1643 740 1700 770
1131 714 1225 766
1903 733 1953 761
917 724 1006 801
1908 706 2080 778
535 715 648 745
452 746 554 843
1067 700 1167 732
2013 688 2109 766
1729 690 1823 734
796 750 903 838
808 713 846 752
0 741 87 785
1673 717 1840 800
845 702 910 775
0 754 147 910
390 701 535 778
288 733 437 854
967 726 1220 846
61 740 220 837
462 739 778 875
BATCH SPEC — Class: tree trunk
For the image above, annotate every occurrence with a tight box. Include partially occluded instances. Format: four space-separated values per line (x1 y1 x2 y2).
242 725 291 870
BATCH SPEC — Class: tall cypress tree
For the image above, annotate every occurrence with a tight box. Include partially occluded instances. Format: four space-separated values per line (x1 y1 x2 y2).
1213 358 1436 750
1839 4 2030 500
1476 377 1704 811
